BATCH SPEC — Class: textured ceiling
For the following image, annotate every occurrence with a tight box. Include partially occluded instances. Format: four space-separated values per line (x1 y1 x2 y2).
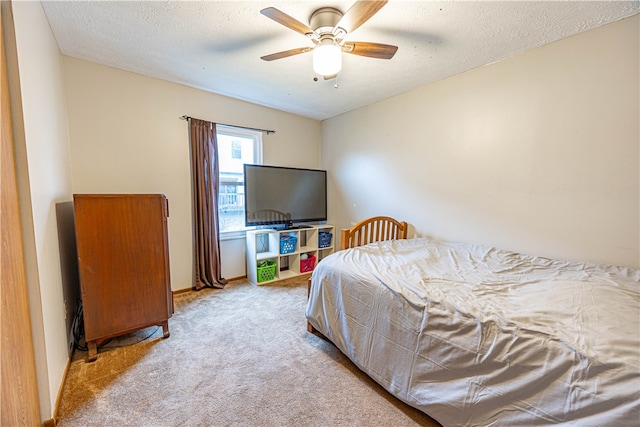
41 1 639 120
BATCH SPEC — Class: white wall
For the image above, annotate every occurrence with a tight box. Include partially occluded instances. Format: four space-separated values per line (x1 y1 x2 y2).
323 15 639 268
62 58 322 288
7 0 74 420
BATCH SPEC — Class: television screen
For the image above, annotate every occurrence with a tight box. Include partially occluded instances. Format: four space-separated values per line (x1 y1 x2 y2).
244 164 327 227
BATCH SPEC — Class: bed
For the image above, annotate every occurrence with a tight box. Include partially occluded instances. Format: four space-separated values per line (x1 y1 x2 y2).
306 217 640 426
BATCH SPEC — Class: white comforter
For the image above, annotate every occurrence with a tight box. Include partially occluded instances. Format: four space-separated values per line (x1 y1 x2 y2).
306 237 640 426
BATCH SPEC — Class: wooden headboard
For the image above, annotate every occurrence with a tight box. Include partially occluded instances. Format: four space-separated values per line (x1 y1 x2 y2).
340 216 408 250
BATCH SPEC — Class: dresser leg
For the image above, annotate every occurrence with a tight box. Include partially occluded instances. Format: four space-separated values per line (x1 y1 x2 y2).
87 342 97 362
162 322 170 338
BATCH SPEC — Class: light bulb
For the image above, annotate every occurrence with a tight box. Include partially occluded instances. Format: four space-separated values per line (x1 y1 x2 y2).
313 43 342 76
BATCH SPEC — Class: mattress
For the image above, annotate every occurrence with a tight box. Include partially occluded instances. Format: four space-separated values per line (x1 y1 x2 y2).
306 237 640 426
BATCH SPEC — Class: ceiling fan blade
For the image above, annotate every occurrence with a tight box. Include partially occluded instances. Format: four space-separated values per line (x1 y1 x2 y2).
260 47 313 61
342 42 398 59
261 7 315 37
333 0 388 36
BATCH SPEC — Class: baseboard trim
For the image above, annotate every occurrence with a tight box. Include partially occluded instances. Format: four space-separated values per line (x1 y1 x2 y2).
46 350 73 427
226 275 248 282
172 276 248 295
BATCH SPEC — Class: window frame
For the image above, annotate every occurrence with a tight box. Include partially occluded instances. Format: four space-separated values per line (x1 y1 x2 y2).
216 125 263 240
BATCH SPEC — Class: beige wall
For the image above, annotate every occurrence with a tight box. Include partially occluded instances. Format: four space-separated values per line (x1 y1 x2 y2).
7 3 638 421
323 15 639 268
6 1 74 420
62 58 322 287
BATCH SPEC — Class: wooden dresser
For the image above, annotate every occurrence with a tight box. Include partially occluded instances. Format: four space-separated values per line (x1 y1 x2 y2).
73 194 173 361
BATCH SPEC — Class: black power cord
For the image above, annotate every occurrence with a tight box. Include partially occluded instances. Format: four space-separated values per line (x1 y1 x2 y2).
71 298 87 351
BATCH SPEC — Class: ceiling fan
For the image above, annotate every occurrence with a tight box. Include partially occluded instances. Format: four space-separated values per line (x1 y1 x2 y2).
260 0 398 79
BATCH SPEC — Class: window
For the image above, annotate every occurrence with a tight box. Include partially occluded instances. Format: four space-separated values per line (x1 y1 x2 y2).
217 125 262 236
231 140 242 159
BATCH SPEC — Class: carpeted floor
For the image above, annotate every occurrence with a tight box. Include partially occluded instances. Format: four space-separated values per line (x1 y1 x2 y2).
56 278 440 426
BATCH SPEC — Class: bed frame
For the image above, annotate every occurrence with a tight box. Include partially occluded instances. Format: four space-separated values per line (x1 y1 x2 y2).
307 216 408 333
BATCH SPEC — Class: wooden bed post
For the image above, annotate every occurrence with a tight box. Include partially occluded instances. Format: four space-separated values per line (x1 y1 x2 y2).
307 277 316 333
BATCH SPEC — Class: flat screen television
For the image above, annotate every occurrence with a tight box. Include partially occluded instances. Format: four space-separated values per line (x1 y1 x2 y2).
244 164 327 228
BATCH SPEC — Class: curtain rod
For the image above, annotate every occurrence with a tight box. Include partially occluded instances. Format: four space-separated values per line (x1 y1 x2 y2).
180 115 276 135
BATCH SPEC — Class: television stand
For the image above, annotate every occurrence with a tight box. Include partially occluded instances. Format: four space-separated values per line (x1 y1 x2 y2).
246 224 335 285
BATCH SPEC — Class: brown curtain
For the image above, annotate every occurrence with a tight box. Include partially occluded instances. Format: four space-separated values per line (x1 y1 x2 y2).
189 118 227 290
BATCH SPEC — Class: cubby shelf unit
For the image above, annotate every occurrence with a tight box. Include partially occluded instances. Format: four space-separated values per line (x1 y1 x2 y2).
246 225 335 285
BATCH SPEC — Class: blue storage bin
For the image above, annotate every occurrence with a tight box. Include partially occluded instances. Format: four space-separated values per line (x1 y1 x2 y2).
319 232 333 248
280 235 297 254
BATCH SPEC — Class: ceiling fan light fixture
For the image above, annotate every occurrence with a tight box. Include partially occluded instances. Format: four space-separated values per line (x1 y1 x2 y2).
313 42 342 76
261 2 398 79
